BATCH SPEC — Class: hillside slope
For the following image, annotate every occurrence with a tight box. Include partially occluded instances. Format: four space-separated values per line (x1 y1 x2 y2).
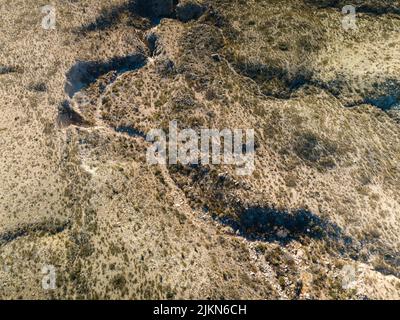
0 0 399 299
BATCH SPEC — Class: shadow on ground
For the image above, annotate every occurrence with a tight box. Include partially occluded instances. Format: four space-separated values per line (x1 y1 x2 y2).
216 206 353 245
65 54 147 98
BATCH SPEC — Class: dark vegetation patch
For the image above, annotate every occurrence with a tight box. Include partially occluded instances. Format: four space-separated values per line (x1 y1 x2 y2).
292 132 338 170
228 58 312 99
169 164 244 216
28 82 48 92
111 274 128 291
64 230 95 298
115 126 146 138
179 23 225 60
67 230 95 260
0 65 21 75
172 91 197 110
0 219 70 246
155 58 176 77
176 23 225 88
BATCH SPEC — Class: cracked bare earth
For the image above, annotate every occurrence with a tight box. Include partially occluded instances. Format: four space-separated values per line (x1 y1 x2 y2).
0 0 399 299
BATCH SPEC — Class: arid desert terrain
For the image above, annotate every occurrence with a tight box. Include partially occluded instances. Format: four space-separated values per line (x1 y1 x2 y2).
0 0 399 299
